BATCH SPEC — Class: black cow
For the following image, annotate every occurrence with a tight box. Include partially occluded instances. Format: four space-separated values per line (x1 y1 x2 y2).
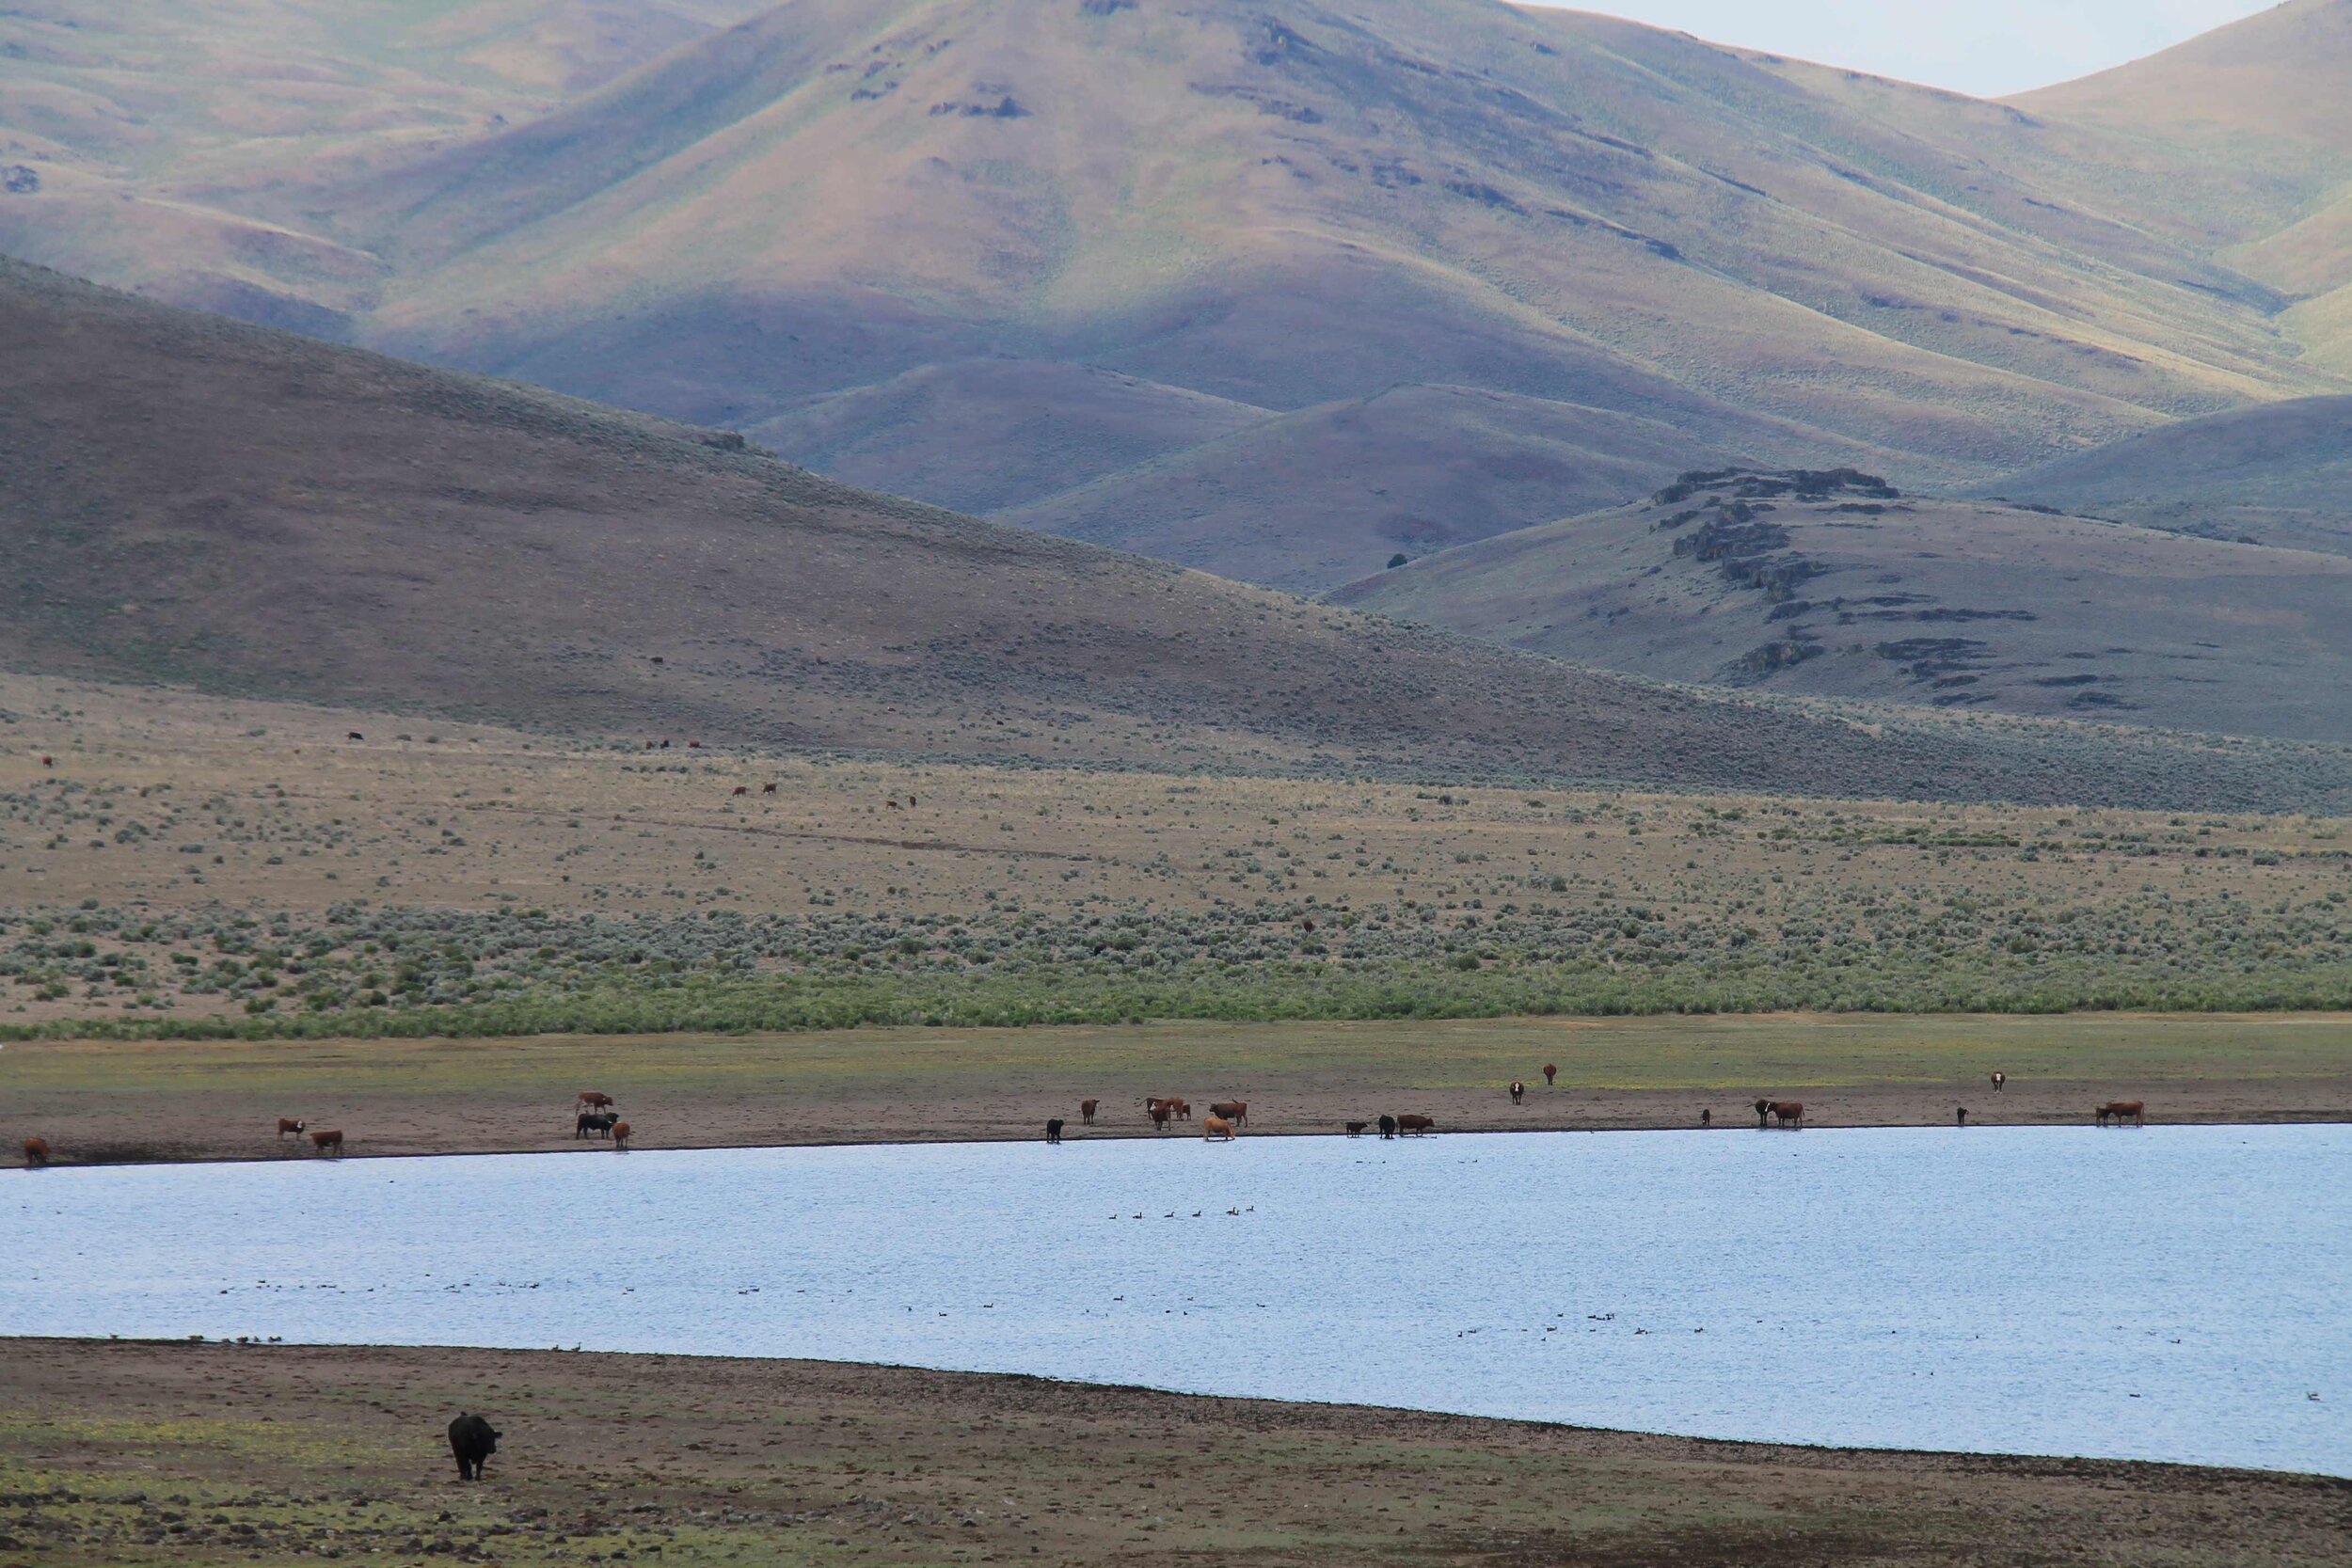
575 1110 619 1140
1045 1117 1064 1145
1377 1115 1397 1140
448 1414 500 1481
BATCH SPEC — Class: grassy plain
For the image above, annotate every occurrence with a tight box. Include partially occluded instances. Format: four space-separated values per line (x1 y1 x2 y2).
4 1339 2345 1567
6 673 2352 1046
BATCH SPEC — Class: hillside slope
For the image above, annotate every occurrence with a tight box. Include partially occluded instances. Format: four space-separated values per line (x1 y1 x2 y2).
1981 395 2352 556
8 0 2348 588
1329 467 2352 744
4 260 2345 812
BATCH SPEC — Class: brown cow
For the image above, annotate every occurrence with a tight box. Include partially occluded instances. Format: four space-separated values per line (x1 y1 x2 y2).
346 731 365 742
1990 1071 2007 1093
731 785 748 797
1209 1101 1248 1126
310 1129 344 1156
1396 1114 1436 1136
1542 1064 1556 1086
1168 1099 1191 1119
276 1117 307 1137
1344 1120 1368 1137
1080 1099 1099 1126
1149 1102 1173 1132
1508 1081 1525 1104
2095 1101 2145 1127
612 1121 632 1150
762 783 777 795
23 1137 50 1168
1771 1101 1804 1129
1203 1117 1235 1142
577 1092 615 1113
40 755 53 768
1754 1097 1773 1127
687 740 701 749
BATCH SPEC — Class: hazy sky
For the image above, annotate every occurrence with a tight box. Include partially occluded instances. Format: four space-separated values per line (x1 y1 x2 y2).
1529 1 2279 98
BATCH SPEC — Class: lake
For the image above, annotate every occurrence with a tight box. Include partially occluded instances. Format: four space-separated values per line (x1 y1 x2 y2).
6 1125 2347 1475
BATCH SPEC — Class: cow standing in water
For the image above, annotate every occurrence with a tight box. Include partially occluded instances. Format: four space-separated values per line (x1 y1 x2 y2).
2095 1101 2145 1127
1508 1081 1525 1104
1771 1101 1804 1129
1396 1114 1436 1136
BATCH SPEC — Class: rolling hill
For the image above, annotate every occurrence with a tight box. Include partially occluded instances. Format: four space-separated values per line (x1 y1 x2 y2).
1329 467 2352 744
8 0 2352 589
4 258 2346 813
1980 394 2352 557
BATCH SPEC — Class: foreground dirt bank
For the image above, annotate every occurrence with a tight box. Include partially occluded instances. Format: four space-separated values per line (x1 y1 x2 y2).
8 1012 2350 1164
2 1338 2344 1567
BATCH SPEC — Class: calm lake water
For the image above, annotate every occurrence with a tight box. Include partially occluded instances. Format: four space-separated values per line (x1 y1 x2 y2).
6 1126 2348 1475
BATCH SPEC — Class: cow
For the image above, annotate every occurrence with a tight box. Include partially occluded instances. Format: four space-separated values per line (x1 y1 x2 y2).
1080 1099 1099 1126
1344 1120 1368 1137
40 755 53 768
1210 1101 1248 1126
886 800 901 810
2095 1101 2145 1127
1542 1064 1556 1086
907 796 917 807
1149 1102 1173 1132
1376 1115 1397 1139
1508 1081 1525 1104
576 1111 618 1139
1771 1101 1804 1129
1396 1114 1436 1136
687 740 701 749
346 732 364 742
1754 1097 1773 1128
22 1137 50 1168
1956 1106 1969 1127
310 1129 344 1156
762 783 777 795
1046 1117 1064 1145
276 1117 307 1138
611 1121 631 1150
1168 1099 1191 1119
448 1414 500 1481
576 1092 615 1113
731 785 748 797
1699 1108 1711 1128
1203 1116 1235 1142
1990 1071 2007 1093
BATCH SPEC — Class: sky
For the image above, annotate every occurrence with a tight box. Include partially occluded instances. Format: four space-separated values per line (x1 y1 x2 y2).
1528 1 2280 98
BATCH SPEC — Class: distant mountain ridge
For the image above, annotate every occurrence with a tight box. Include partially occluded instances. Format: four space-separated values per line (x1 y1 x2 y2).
6 0 2352 587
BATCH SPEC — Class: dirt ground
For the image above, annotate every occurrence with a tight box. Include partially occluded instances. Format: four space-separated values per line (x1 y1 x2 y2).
3 1339 2345 1567
6 1012 2348 1164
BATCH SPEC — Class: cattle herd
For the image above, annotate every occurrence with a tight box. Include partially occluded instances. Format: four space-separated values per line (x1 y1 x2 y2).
13 1067 2156 1169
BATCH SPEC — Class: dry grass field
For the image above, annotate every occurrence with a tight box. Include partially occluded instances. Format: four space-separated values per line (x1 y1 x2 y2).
4 1340 2346 1568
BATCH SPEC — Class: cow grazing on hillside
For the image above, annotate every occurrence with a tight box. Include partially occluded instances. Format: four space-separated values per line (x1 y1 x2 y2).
276 1117 307 1137
1045 1117 1064 1145
762 783 777 795
731 785 748 797
310 1129 344 1156
1080 1099 1099 1125
40 756 53 768
448 1414 500 1481
346 732 364 741
23 1137 50 1168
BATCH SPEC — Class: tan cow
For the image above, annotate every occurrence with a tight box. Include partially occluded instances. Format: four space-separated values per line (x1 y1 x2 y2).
1203 1117 1235 1142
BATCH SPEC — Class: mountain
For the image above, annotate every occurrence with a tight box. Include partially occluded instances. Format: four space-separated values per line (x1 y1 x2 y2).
5 258 2345 812
8 0 2351 591
1980 395 2352 557
1328 467 2352 744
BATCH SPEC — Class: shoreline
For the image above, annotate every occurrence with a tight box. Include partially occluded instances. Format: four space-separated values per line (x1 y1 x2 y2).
4 1337 2343 1566
14 1109 2350 1169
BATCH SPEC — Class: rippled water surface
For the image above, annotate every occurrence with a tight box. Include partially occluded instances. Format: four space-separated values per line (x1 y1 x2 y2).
7 1126 2348 1473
